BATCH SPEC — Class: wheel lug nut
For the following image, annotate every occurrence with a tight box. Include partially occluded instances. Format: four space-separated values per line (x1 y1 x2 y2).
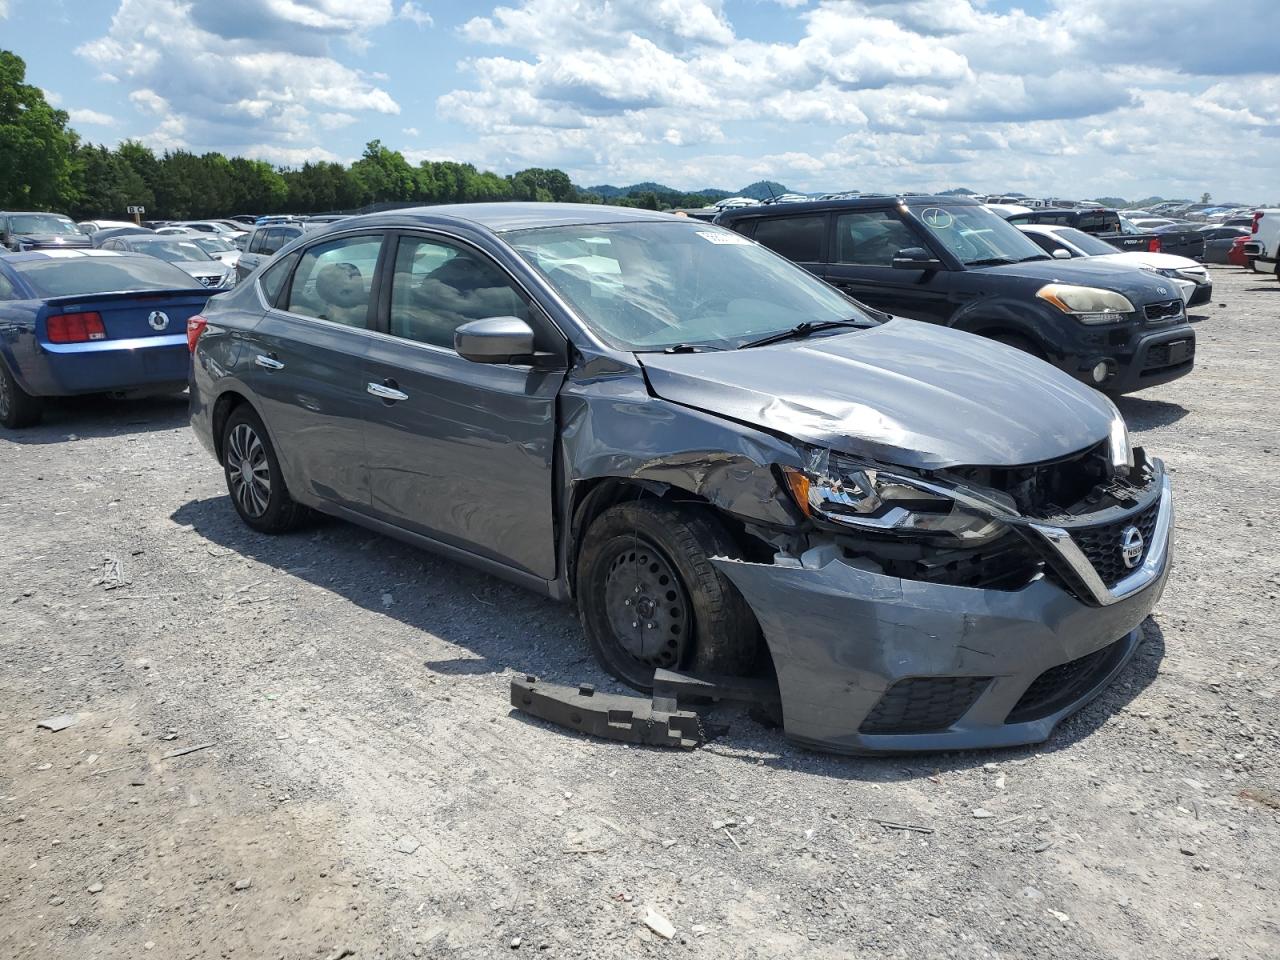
631 621 639 629
646 622 655 629
624 598 631 606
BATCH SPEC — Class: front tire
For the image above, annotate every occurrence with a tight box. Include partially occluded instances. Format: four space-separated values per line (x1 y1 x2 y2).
0 362 43 429
576 500 761 691
221 405 308 533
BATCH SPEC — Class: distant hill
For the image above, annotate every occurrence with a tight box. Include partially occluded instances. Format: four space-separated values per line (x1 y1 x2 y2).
583 180 793 203
938 187 977 196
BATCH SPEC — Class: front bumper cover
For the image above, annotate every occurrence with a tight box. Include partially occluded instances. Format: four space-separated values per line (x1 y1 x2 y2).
714 475 1172 754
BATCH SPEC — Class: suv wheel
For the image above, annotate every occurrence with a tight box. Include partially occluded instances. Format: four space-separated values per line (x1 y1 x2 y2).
221 406 308 533
576 500 761 691
0 362 43 429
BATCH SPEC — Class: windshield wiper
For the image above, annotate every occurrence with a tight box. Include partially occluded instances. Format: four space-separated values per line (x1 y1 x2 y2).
966 256 1019 267
738 318 865 350
659 343 724 354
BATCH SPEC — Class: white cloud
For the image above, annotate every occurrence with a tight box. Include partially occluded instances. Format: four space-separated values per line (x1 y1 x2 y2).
77 0 400 157
398 2 432 27
402 126 421 136
69 108 116 125
435 0 1278 198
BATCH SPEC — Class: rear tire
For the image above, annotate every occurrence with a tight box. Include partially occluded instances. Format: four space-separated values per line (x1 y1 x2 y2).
576 500 761 691
0 362 43 429
221 405 308 534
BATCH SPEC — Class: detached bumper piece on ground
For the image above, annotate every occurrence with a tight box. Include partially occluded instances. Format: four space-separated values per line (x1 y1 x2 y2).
510 670 782 749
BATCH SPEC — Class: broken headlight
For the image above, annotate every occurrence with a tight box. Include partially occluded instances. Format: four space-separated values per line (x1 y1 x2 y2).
783 450 1008 545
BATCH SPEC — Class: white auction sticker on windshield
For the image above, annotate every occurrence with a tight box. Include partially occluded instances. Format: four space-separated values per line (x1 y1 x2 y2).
696 230 752 244
919 208 954 229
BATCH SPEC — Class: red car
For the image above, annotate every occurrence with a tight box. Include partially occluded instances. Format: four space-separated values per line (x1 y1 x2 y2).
1228 234 1252 268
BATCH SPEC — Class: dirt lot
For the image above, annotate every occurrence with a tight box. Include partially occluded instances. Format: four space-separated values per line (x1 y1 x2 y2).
2 265 1277 960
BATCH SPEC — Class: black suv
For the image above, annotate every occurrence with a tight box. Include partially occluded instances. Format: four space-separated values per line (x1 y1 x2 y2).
715 196 1195 395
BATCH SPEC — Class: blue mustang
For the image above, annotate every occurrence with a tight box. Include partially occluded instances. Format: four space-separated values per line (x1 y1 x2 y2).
0 250 213 428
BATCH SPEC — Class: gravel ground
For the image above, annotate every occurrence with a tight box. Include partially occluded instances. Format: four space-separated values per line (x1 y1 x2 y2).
2 265 1277 960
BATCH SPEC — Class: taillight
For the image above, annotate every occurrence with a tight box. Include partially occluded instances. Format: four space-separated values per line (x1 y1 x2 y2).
1147 237 1162 253
187 314 208 352
47 311 107 344
1253 212 1264 235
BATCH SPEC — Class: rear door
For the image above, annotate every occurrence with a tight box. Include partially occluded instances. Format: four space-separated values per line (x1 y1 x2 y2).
360 231 566 578
823 209 955 324
747 214 827 277
240 232 387 511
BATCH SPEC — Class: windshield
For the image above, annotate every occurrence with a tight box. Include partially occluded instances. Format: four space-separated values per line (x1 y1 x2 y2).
13 256 205 298
130 240 214 263
191 237 235 254
1052 227 1118 257
9 214 81 236
503 221 871 351
909 204 1047 265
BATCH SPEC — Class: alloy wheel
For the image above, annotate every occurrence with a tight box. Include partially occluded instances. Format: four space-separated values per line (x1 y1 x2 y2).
226 422 272 518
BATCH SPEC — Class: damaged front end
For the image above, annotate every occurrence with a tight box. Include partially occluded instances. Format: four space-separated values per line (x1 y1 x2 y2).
716 411 1172 754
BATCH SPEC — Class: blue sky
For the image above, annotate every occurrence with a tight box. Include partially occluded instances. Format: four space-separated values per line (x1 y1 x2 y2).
4 0 1278 200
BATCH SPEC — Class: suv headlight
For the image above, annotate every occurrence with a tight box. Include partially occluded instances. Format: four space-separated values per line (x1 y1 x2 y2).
1036 283 1134 323
1107 400 1134 470
783 450 1008 545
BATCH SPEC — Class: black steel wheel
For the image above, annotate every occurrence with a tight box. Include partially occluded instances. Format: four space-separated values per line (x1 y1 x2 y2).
577 499 761 691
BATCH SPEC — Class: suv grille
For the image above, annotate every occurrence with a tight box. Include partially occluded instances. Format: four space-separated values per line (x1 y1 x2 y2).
1069 500 1160 589
860 676 990 734
198 275 216 287
1144 299 1183 323
1005 638 1124 724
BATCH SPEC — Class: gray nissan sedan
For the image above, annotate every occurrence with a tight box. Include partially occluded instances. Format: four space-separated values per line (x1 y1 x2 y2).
188 203 1172 754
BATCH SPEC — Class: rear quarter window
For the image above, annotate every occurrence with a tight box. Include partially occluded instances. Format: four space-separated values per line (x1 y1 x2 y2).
750 215 826 262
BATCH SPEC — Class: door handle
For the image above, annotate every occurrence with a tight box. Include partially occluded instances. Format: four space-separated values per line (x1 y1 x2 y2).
255 354 284 371
367 381 409 402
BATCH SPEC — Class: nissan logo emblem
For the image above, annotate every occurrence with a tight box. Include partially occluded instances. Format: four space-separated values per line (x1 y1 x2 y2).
1120 525 1144 569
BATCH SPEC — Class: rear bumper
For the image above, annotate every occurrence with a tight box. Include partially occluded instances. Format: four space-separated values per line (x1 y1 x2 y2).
715 477 1172 754
21 335 190 397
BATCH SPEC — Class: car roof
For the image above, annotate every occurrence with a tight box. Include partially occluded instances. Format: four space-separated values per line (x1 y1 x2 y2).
335 202 678 234
712 195 984 223
0 210 77 217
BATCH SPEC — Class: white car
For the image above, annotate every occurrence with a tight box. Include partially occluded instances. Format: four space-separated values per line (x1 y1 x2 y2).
983 202 1032 218
77 219 138 235
1243 210 1280 278
1018 223 1212 306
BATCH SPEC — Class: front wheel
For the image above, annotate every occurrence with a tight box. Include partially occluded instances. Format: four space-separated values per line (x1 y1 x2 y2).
576 500 761 691
0 362 43 429
221 405 308 533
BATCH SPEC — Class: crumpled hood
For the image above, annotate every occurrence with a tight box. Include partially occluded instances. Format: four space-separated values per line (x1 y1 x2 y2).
638 318 1115 470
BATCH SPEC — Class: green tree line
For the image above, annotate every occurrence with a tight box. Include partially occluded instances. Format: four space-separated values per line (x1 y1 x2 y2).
2 49 715 219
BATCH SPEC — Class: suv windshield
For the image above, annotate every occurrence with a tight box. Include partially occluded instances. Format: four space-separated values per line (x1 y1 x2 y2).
9 214 81 236
503 220 870 351
1052 227 1118 257
909 204 1047 266
130 240 214 263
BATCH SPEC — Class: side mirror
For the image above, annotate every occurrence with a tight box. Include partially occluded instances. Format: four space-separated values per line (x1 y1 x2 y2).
892 247 944 271
455 316 537 364
1052 248 1072 259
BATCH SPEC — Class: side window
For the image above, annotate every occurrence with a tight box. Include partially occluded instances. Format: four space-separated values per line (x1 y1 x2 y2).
285 234 384 329
261 228 286 255
0 271 16 300
248 229 268 254
388 235 531 349
834 211 919 266
752 216 825 262
1027 233 1069 256
259 253 298 306
1006 215 1031 225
